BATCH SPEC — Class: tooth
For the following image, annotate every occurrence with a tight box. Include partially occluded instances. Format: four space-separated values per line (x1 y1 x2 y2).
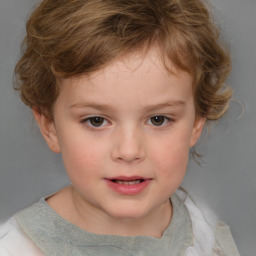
115 180 141 185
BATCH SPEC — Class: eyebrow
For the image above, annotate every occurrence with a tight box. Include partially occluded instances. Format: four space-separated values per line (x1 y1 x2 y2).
69 100 185 111
69 102 115 111
143 100 186 111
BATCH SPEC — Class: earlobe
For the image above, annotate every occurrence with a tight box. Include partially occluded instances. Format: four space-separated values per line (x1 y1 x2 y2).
190 117 206 147
33 109 61 153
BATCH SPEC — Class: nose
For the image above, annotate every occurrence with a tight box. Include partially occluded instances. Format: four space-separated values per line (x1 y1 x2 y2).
111 126 146 163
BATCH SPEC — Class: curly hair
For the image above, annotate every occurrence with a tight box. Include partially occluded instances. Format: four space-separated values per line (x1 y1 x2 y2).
15 0 232 120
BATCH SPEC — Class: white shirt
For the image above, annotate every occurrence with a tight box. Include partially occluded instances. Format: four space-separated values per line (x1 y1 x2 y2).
0 217 44 255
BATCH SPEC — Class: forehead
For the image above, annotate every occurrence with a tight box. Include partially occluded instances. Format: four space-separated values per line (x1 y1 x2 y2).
65 48 190 84
57 48 193 106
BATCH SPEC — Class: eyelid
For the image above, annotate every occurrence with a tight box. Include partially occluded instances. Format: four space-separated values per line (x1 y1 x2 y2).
81 115 110 128
146 115 174 127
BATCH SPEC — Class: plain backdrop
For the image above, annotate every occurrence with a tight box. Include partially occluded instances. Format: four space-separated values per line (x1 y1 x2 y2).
0 0 255 255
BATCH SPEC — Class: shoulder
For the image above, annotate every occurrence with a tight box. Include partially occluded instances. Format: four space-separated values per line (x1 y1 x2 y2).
175 189 240 256
0 217 44 255
214 222 240 256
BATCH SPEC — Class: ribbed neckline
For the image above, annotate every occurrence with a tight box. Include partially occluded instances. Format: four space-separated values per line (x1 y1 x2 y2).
15 192 193 255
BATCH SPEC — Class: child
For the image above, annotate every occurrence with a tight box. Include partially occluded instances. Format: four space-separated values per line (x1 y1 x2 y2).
0 0 240 255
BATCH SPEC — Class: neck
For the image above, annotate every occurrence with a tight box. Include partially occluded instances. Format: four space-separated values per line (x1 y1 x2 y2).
47 186 172 238
72 187 172 238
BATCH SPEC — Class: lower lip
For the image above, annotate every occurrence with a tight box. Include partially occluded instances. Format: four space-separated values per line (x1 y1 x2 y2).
105 179 151 195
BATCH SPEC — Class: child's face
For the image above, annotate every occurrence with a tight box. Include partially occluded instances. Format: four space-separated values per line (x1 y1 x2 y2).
36 48 204 222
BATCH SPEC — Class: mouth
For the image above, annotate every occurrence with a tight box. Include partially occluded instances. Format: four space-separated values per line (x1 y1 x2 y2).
105 176 152 195
110 179 145 185
106 176 149 184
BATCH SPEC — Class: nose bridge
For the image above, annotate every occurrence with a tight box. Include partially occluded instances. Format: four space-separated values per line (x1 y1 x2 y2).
111 124 145 163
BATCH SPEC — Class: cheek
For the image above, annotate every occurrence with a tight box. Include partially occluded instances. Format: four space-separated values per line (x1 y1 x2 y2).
151 132 191 177
61 139 105 179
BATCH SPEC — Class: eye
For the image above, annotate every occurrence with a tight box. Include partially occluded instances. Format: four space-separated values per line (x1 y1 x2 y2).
148 115 171 126
83 116 109 127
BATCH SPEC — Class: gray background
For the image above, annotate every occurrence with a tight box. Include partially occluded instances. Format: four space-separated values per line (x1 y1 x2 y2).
0 0 255 255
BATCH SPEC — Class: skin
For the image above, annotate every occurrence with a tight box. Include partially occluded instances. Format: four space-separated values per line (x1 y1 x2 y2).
34 48 205 238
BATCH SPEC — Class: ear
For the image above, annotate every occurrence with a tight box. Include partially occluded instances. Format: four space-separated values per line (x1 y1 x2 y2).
33 109 61 153
189 116 206 147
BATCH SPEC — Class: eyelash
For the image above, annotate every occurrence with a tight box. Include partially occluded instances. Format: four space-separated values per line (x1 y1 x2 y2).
81 116 110 128
81 115 173 128
146 115 172 127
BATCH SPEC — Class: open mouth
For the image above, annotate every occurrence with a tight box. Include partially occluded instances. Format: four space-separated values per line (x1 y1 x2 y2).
106 176 150 185
105 176 151 194
110 179 145 185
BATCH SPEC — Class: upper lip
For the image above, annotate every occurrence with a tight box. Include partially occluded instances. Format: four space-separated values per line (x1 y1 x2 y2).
105 176 151 181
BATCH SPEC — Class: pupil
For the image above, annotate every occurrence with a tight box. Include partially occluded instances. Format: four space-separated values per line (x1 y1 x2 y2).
151 116 164 126
90 117 104 127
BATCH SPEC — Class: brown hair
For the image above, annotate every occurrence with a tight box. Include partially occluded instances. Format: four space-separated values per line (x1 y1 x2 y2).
15 0 232 120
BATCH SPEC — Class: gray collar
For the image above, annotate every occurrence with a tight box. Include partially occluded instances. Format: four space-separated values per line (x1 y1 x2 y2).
15 193 193 256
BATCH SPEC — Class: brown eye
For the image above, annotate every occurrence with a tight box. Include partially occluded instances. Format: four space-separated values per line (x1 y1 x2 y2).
149 116 169 126
88 117 105 127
